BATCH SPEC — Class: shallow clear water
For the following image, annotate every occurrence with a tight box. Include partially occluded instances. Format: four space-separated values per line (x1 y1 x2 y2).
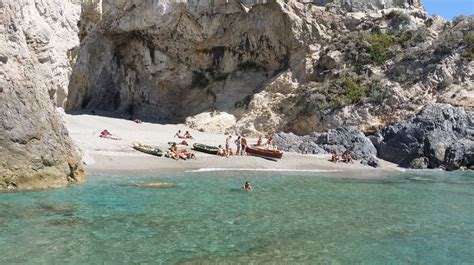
0 171 473 264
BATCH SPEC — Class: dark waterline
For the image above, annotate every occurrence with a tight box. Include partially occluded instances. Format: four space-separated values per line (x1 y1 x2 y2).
1 171 473 264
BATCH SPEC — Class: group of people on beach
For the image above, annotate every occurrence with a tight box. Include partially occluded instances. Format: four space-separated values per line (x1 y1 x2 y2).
330 150 353 163
216 135 248 157
216 135 274 158
168 142 196 160
174 130 194 139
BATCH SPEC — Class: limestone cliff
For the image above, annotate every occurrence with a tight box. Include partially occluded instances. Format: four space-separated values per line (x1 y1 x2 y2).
0 0 84 190
67 0 472 135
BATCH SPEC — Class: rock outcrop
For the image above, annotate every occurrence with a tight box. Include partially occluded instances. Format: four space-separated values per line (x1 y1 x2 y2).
274 127 380 167
0 0 84 191
66 0 472 136
370 104 474 170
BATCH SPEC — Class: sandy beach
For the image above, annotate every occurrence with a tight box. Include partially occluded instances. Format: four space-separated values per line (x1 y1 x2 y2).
64 111 400 177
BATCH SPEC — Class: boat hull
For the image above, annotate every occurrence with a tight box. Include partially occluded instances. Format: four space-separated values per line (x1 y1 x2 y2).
193 143 218 155
246 146 283 159
133 143 163 157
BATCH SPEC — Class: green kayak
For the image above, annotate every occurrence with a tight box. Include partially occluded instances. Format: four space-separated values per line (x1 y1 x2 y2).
193 143 219 155
133 142 163 157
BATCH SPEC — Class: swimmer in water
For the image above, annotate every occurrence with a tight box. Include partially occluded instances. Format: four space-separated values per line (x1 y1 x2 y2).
242 181 253 192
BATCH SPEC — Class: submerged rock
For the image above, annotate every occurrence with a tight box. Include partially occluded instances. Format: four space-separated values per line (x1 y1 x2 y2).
136 182 176 188
371 104 474 170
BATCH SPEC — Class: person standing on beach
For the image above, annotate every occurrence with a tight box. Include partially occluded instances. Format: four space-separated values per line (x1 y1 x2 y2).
225 135 232 157
235 136 241 155
241 136 248 156
266 136 273 149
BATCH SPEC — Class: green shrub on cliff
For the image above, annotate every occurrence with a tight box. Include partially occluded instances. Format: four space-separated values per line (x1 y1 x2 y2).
365 33 395 65
345 32 396 72
463 32 474 59
325 77 367 108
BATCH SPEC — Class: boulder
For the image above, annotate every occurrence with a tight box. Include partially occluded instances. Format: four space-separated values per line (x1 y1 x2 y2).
444 140 474 171
274 127 380 167
372 104 474 170
316 127 379 165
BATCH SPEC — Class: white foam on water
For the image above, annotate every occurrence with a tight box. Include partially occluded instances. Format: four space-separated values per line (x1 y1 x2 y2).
186 168 339 173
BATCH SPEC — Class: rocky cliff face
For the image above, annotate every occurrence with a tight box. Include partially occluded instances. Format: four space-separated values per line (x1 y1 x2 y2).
0 0 84 190
67 0 472 136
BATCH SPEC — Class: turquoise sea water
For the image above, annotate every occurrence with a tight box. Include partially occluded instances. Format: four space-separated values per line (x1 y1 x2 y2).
0 170 473 264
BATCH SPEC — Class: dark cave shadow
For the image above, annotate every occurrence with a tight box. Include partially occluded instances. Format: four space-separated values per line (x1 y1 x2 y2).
66 109 182 125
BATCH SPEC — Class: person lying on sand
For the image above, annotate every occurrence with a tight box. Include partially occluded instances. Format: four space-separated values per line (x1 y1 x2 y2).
184 131 193 139
343 150 353 163
184 150 196 160
99 129 120 140
330 151 339 163
242 181 253 192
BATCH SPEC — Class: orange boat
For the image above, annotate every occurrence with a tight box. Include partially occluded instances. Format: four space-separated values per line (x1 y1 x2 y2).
246 146 283 159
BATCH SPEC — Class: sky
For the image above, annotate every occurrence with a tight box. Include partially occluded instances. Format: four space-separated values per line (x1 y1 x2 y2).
422 0 474 20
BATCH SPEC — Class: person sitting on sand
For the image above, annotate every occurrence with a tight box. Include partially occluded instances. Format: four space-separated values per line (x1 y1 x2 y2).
330 151 339 163
343 150 353 163
217 145 226 156
256 136 263 147
174 130 184 139
242 181 253 192
184 131 193 139
168 143 180 160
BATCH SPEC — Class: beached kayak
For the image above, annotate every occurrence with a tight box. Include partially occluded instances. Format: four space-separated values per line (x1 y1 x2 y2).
133 143 163 157
246 146 283 159
193 143 218 155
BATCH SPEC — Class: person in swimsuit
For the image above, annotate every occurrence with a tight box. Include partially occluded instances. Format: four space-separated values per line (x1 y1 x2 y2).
217 145 226 156
184 131 193 139
225 135 232 157
256 136 263 147
331 151 339 162
242 181 253 191
266 136 273 149
343 150 353 163
241 136 248 156
174 130 184 138
235 136 242 155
